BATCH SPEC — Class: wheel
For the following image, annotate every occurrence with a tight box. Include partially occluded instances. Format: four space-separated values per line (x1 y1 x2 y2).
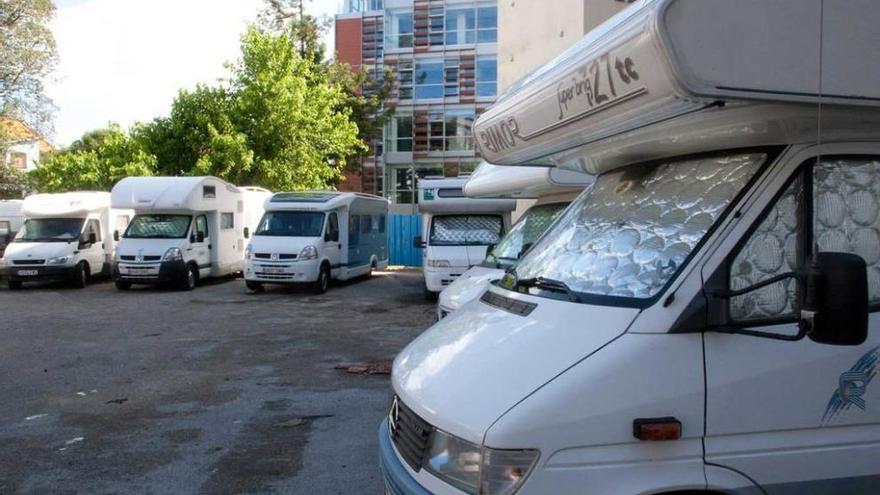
424 286 438 301
181 265 198 291
7 280 22 290
246 281 264 292
367 260 376 279
312 264 330 294
115 280 132 290
72 262 89 289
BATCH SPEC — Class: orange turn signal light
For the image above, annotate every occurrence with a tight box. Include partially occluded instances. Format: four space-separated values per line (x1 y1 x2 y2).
633 417 682 441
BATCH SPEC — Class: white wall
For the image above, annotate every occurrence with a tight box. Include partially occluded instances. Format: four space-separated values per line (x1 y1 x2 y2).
4 141 42 171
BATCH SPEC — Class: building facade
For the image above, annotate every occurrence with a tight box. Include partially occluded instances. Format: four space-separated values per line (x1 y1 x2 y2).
1 118 52 173
336 0 499 213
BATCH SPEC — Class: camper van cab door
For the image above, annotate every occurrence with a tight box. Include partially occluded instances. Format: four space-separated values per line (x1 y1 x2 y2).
191 214 210 274
325 211 341 275
703 150 880 491
79 219 105 273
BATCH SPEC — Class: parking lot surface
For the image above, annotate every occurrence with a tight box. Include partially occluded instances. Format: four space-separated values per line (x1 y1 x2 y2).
0 270 435 494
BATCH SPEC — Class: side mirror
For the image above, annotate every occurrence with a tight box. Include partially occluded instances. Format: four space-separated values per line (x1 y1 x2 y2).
113 230 120 242
244 227 250 239
518 242 533 259
413 236 423 249
332 230 339 242
196 231 205 243
803 252 868 346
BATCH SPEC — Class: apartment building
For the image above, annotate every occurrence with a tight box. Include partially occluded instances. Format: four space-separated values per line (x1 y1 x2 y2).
336 0 499 213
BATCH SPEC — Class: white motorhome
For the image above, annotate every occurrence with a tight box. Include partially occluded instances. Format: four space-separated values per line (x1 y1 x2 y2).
111 177 265 290
0 199 24 258
2 192 132 290
381 1 880 494
416 177 516 299
244 191 389 293
437 162 593 319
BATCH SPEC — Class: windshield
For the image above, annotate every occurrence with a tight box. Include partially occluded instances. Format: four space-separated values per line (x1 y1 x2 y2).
124 215 192 239
15 218 84 242
430 215 503 246
484 202 568 268
504 152 766 304
255 211 325 237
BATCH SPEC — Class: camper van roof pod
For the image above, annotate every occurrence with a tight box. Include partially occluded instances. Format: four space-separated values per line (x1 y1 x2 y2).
463 161 594 199
474 0 880 172
265 191 389 211
418 177 517 214
111 176 239 212
22 192 111 218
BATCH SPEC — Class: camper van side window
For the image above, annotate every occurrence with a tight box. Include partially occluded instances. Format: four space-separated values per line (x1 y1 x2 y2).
221 212 234 230
116 215 130 233
327 212 339 242
729 174 805 322
85 219 102 242
203 186 216 199
195 215 208 239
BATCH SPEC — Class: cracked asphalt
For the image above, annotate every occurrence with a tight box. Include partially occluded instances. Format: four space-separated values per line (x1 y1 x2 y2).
0 269 435 494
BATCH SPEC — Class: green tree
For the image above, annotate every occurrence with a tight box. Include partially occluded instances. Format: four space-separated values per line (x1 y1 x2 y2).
30 124 156 192
0 0 58 136
229 27 364 190
0 163 27 199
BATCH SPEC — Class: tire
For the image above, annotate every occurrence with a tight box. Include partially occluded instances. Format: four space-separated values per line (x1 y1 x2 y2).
313 264 330 294
181 264 198 291
72 262 89 289
246 281 264 292
115 280 132 291
7 280 22 290
424 286 438 301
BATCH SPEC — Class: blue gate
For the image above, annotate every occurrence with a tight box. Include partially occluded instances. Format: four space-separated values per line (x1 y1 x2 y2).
388 215 422 267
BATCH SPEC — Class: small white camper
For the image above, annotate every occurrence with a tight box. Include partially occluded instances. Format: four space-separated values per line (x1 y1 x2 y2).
0 199 24 258
110 177 266 290
415 177 515 299
2 192 132 289
437 162 593 318
244 191 389 293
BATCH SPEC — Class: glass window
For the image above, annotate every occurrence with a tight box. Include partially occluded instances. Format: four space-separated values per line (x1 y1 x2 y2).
486 202 569 268
729 175 804 321
221 212 234 230
477 5 497 43
195 215 208 239
445 8 476 45
115 215 130 233
203 186 216 199
386 114 413 152
814 158 880 303
124 215 191 239
385 11 413 49
386 165 444 204
477 55 497 97
84 219 101 242
415 59 444 99
430 215 503 246
509 153 766 303
0 221 10 237
256 211 325 237
426 110 475 153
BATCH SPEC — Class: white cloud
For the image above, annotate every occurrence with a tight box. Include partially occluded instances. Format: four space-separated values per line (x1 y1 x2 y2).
48 0 262 146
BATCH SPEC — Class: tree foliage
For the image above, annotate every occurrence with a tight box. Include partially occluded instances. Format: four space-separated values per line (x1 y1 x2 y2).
30 124 155 192
0 163 27 199
0 0 57 137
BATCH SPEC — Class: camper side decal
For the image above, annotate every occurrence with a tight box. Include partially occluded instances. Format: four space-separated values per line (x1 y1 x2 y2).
822 346 878 424
556 53 640 121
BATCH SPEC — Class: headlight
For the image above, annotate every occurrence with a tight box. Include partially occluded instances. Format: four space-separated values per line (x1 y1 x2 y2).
428 259 451 268
162 247 183 262
299 245 318 260
47 255 73 265
424 429 539 495
245 244 253 260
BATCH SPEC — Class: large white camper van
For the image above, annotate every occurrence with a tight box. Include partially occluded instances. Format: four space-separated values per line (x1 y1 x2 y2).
0 199 24 258
381 1 880 494
415 177 515 299
2 192 132 290
244 191 389 293
111 177 265 290
437 162 593 319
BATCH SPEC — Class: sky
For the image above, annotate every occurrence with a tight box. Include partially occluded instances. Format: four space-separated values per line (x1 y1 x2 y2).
47 0 341 146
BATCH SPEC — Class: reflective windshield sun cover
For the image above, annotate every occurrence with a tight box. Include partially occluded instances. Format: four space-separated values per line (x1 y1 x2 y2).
511 153 766 302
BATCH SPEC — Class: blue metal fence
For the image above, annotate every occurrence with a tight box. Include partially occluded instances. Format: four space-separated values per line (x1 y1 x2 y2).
388 215 422 267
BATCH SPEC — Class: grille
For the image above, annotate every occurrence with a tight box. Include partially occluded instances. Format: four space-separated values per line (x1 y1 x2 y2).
119 255 161 262
389 397 433 472
255 253 297 260
254 253 271 259
12 259 44 265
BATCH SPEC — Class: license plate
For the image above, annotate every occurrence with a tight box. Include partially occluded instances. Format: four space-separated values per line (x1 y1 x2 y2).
264 267 286 274
17 270 38 276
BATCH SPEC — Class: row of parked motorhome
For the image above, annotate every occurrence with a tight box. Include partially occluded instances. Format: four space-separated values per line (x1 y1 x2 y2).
381 1 880 494
0 178 389 293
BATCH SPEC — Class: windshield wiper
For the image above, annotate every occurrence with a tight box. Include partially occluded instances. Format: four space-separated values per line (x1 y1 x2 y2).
515 276 583 303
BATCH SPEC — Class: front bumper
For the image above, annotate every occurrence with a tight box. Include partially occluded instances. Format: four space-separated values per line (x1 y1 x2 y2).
4 264 78 283
244 259 321 284
424 266 467 293
379 419 433 495
112 260 188 286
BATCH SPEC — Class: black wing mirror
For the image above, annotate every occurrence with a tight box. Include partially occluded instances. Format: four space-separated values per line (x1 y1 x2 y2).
802 252 868 346
413 235 424 249
244 227 250 239
196 231 205 243
113 230 120 242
